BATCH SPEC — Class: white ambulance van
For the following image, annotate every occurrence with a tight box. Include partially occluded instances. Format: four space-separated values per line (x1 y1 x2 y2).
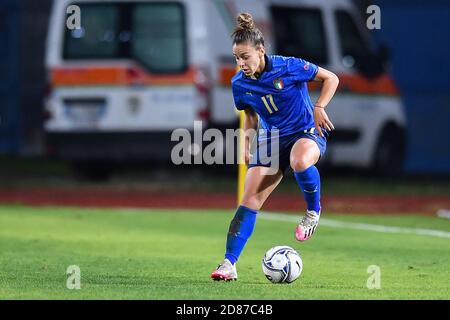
45 0 406 175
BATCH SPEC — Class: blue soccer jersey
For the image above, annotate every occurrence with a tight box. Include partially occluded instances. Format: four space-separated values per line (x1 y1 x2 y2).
232 55 319 140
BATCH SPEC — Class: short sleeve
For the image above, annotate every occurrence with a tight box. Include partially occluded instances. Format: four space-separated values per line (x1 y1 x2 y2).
232 82 249 111
286 57 319 82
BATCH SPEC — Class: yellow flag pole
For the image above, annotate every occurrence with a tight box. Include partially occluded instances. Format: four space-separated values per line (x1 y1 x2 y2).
234 64 247 206
237 110 247 206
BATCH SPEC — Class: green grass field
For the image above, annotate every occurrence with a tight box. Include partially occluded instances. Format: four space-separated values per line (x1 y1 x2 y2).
0 205 449 299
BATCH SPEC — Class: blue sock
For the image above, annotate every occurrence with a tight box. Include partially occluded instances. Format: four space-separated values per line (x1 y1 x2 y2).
225 205 257 265
294 165 321 213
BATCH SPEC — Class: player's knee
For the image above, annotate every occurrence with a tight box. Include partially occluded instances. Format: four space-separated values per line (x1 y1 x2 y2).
290 157 312 172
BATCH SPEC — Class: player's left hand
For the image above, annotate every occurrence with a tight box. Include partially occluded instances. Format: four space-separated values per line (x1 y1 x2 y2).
313 106 334 137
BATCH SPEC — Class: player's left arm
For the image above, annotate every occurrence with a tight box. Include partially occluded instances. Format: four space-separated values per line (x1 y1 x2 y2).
312 67 339 137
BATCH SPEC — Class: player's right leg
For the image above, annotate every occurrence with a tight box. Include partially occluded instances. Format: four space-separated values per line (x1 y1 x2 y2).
211 166 283 281
290 133 326 242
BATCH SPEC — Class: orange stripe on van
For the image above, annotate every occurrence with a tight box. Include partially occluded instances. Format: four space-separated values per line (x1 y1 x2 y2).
51 65 196 86
219 66 238 86
218 64 399 96
218 66 399 96
308 73 399 96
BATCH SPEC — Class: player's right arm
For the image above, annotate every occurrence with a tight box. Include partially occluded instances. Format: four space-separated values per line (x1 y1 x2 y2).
232 80 258 165
243 108 258 165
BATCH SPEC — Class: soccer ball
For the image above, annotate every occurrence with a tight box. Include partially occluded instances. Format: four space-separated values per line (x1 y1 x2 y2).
262 246 303 283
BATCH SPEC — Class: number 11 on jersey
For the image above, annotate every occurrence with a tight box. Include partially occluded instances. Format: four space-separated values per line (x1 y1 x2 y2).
261 94 279 114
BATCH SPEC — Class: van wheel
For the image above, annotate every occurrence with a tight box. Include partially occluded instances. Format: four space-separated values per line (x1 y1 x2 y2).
71 162 112 181
373 125 406 175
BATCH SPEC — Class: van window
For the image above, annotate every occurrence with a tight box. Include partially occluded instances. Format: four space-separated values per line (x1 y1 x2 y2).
64 4 120 59
132 4 185 72
335 10 370 68
335 10 385 77
271 7 328 65
63 2 186 73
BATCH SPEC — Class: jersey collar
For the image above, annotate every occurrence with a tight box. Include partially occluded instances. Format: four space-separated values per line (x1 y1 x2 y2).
248 54 273 80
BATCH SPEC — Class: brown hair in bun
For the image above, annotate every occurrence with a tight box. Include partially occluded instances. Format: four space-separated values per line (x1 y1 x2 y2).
232 12 265 48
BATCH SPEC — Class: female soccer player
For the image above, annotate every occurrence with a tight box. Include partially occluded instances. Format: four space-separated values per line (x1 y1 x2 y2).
211 13 339 281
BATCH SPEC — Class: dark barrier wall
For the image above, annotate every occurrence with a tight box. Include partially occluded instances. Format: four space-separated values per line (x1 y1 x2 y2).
0 0 52 155
0 0 21 153
372 0 450 173
20 0 53 155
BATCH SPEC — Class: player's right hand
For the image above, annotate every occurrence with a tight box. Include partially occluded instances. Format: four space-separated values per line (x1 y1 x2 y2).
313 106 334 137
244 148 252 166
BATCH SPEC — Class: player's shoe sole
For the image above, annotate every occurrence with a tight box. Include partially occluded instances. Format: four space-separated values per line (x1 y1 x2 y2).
211 271 237 281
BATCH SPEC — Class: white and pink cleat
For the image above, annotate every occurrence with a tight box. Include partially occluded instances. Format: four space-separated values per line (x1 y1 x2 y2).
211 259 238 281
295 210 320 241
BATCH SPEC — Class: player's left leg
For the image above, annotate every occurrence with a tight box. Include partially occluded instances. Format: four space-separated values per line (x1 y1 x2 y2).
290 137 322 241
211 166 283 281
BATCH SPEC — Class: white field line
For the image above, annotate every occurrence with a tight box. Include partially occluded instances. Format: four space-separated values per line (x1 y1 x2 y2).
259 212 450 239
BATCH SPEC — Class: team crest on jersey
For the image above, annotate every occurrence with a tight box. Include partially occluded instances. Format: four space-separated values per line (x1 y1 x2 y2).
273 78 284 90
